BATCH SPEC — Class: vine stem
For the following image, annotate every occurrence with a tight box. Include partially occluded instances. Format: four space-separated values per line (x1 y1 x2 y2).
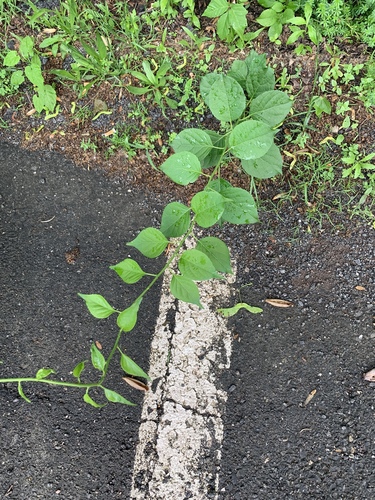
0 377 97 388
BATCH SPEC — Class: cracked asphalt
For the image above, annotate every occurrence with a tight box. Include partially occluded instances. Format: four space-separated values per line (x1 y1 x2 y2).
1 141 375 499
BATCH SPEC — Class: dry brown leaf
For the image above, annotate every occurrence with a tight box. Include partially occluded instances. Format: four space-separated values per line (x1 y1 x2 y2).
303 389 316 406
363 368 375 382
272 192 288 200
103 128 116 137
123 377 149 392
355 285 366 291
265 298 294 308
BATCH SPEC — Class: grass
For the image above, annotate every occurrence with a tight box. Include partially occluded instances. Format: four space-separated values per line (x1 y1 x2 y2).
0 0 374 226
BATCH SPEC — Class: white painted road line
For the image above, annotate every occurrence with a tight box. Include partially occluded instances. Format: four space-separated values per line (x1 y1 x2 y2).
130 254 235 498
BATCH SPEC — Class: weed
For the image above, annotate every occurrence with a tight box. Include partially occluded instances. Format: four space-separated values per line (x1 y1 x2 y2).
2 35 56 113
0 53 291 406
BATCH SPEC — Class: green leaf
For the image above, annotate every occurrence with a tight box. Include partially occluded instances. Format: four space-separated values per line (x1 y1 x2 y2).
245 52 275 99
83 391 106 408
3 50 20 66
78 293 116 318
190 191 225 228
110 259 147 284
178 249 222 281
120 352 150 380
229 120 274 160
217 12 232 42
268 21 283 42
39 34 63 48
200 131 226 169
256 8 278 27
117 298 142 332
170 274 203 308
127 227 168 258
228 59 248 89
33 85 56 113
203 0 229 17
95 32 107 60
160 151 202 185
200 73 221 107
104 388 136 406
18 382 31 403
196 236 232 274
160 202 190 238
250 90 292 126
90 343 106 372
208 74 246 122
217 302 263 317
72 360 87 381
10 70 25 87
171 129 213 162
24 64 44 88
126 86 151 95
241 143 283 179
35 368 55 380
19 36 34 58
209 179 259 224
227 4 248 37
312 96 331 117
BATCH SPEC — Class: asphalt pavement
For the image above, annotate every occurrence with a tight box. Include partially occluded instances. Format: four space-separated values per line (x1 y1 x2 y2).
1 141 375 499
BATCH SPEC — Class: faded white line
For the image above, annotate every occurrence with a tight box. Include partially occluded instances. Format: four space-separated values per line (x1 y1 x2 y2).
130 243 235 499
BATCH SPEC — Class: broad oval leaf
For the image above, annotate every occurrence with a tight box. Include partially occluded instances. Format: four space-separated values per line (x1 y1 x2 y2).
35 368 55 380
170 274 203 308
78 293 116 318
208 74 246 122
110 258 147 284
127 227 168 258
241 143 283 179
222 186 259 224
117 298 142 332
178 249 222 281
250 90 292 127
160 151 202 185
208 179 259 224
3 50 21 66
200 72 221 107
196 236 232 274
245 56 275 99
104 388 136 406
229 120 274 160
90 343 106 372
160 202 190 238
120 352 150 380
190 191 225 228
171 129 213 162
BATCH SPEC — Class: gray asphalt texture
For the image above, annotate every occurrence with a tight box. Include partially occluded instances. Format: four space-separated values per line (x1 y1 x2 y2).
1 141 375 499
0 142 164 498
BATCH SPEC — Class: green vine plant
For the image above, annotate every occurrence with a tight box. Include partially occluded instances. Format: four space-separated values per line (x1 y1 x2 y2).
0 52 292 408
